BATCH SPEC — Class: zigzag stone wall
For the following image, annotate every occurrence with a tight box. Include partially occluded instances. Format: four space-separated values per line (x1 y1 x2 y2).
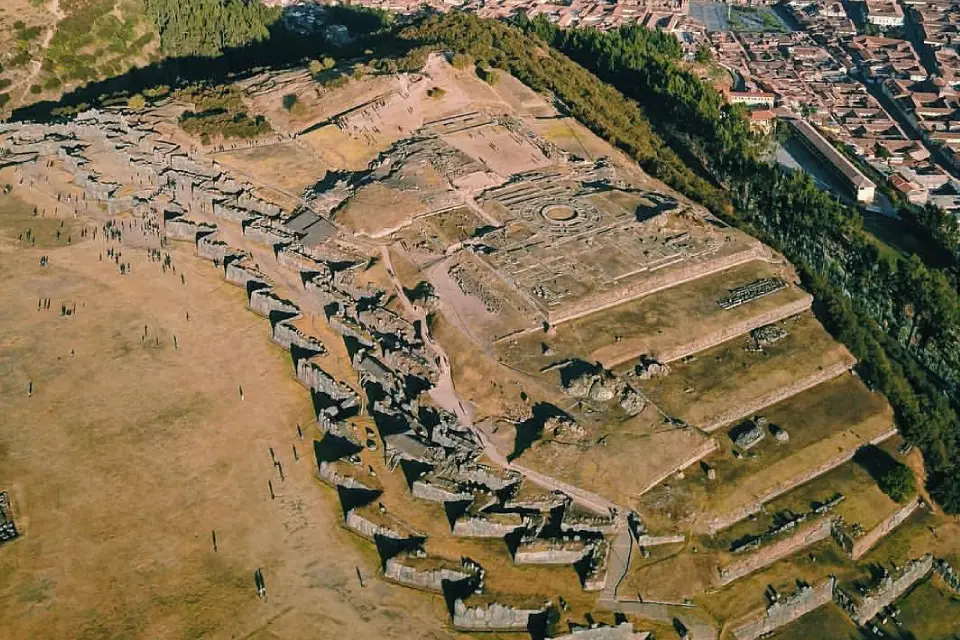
383 557 473 593
452 598 547 631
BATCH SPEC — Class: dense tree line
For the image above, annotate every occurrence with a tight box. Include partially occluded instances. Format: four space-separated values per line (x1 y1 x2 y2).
143 0 279 57
401 13 960 510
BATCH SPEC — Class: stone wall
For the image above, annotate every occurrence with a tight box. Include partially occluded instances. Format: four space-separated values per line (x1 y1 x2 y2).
550 622 650 639
383 556 474 593
248 288 300 318
272 321 326 354
655 295 813 366
718 518 833 586
317 460 377 492
846 496 922 560
225 261 270 292
344 509 415 543
452 598 547 631
547 243 765 326
514 540 592 565
731 577 835 640
699 358 853 433
701 428 897 534
842 554 933 625
411 477 473 503
453 514 525 538
636 438 719 496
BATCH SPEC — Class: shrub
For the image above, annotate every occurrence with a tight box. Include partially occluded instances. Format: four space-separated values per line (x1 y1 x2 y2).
426 86 445 99
282 93 298 111
879 464 917 503
450 53 472 70
127 94 146 110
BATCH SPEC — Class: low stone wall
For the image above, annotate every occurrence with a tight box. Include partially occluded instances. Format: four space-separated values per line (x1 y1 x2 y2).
453 514 524 538
731 577 835 640
551 622 650 639
841 554 933 625
700 428 897 535
383 556 473 593
699 358 853 433
718 518 833 586
847 496 922 560
411 478 472 503
452 598 547 631
514 540 592 565
637 438 719 496
655 295 813 366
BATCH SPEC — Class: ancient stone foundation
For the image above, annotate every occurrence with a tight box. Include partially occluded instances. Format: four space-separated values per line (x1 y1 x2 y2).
383 556 474 593
452 598 548 631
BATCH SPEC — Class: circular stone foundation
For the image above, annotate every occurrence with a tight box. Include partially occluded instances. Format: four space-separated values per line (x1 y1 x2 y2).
542 205 578 222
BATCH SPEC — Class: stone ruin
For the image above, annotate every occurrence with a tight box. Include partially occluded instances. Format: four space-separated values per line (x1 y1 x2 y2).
834 554 934 625
745 323 788 352
559 360 647 416
718 278 787 310
0 492 19 544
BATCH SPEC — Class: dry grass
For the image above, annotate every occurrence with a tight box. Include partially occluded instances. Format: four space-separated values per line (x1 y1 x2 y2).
214 141 328 194
767 603 860 640
498 260 808 377
0 191 464 640
637 312 852 430
638 373 895 533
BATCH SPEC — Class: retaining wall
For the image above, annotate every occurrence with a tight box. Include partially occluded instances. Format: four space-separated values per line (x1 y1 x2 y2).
731 577 835 640
700 427 897 535
383 556 473 593
637 438 719 496
514 541 591 565
847 496 922 560
453 514 524 538
718 518 833 586
452 599 547 631
848 554 933 624
699 358 854 433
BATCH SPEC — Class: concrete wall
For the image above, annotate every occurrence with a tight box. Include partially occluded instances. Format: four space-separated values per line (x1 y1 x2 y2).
718 518 833 586
383 556 473 593
452 599 546 631
731 577 835 640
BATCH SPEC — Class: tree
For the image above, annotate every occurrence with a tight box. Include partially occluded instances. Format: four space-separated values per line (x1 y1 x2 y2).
282 93 298 111
450 53 472 70
127 93 146 110
695 45 713 65
878 463 917 503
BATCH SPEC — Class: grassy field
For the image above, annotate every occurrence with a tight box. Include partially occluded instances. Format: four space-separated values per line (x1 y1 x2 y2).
0 190 466 640
638 373 895 533
637 311 852 430
876 575 960 639
768 603 863 640
499 260 808 377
